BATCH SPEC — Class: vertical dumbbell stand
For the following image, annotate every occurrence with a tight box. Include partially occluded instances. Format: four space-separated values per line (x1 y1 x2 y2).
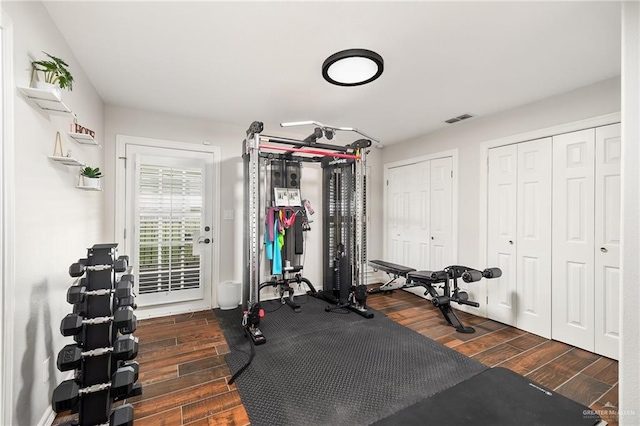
80 243 119 425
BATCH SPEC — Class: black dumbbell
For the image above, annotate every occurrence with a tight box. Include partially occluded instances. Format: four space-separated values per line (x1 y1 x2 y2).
68 258 127 278
57 334 139 371
120 360 139 382
117 255 129 266
114 257 127 273
58 405 134 426
117 295 137 310
69 259 88 277
107 403 134 426
119 274 135 286
52 366 137 413
72 298 88 316
60 306 137 337
67 281 133 304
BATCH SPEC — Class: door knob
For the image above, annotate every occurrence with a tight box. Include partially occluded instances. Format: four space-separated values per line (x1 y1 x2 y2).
508 240 514 245
600 247 608 253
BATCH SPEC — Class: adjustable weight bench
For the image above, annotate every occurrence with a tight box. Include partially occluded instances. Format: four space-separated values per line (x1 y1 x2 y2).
369 260 502 334
368 260 416 295
406 266 501 333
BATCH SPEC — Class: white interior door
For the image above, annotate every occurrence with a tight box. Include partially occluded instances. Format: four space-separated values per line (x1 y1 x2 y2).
552 128 596 351
411 162 431 270
515 138 552 338
429 157 453 269
125 144 215 307
387 166 408 265
487 144 518 326
594 123 621 359
386 162 431 269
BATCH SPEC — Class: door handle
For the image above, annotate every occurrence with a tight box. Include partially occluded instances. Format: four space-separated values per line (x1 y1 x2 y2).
600 247 608 253
197 237 211 244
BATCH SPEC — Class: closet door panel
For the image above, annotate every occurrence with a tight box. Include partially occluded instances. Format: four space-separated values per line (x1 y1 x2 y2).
516 138 552 338
416 163 431 270
487 145 518 326
430 157 452 270
594 123 621 359
386 162 431 271
387 166 405 264
552 129 595 351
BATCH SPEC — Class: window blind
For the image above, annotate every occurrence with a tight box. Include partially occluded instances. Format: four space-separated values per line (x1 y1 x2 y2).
137 164 203 295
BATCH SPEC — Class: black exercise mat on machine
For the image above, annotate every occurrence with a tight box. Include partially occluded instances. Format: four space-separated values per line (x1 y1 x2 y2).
214 297 486 426
373 367 601 426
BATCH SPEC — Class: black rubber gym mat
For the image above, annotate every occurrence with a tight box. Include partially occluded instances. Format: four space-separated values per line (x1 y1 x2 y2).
214 296 487 426
373 367 601 426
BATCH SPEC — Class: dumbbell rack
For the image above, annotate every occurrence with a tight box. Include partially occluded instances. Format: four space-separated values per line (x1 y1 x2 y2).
53 243 141 425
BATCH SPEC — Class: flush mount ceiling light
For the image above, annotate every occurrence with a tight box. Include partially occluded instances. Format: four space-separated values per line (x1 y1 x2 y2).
322 49 384 87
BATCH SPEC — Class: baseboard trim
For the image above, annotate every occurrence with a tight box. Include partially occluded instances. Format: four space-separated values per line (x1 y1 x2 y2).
38 406 56 426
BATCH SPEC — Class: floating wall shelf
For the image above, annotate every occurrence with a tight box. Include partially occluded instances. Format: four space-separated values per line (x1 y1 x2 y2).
18 87 73 115
48 156 85 167
76 186 102 191
69 132 100 146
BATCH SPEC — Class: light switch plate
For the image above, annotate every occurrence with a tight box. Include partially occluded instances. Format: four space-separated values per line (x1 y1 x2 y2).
223 210 234 220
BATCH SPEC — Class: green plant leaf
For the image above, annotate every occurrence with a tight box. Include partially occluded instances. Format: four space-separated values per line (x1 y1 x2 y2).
31 52 74 91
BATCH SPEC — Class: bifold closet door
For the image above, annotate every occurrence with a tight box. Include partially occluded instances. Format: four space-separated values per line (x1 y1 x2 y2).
594 123 621 359
386 162 431 270
487 144 518 327
552 128 596 352
487 139 551 334
514 138 552 338
429 157 453 269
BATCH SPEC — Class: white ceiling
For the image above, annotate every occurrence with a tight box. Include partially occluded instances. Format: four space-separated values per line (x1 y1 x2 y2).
43 1 621 145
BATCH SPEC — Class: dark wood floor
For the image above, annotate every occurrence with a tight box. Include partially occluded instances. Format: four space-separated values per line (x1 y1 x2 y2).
55 289 618 425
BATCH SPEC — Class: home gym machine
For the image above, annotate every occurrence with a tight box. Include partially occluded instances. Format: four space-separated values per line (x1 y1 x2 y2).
368 259 501 333
242 121 376 344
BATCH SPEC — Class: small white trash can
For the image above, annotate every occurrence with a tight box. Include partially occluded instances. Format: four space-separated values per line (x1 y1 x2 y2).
217 281 241 310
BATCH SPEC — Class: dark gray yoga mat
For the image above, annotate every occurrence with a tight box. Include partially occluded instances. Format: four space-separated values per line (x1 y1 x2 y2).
214 296 487 426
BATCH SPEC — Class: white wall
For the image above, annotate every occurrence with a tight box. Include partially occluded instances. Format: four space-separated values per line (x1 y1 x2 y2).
620 3 640 424
381 77 620 270
1 2 105 425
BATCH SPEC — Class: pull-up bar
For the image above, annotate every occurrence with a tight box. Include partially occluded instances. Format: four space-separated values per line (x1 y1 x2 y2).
259 144 361 160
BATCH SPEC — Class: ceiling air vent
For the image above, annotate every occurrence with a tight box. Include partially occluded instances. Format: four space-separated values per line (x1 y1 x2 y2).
445 113 475 124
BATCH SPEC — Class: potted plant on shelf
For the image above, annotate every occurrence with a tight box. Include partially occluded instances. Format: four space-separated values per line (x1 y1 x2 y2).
80 166 102 189
31 51 74 99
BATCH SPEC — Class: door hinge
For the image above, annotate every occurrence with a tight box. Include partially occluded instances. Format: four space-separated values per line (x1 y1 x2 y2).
123 229 126 240
386 180 389 186
451 170 453 178
119 156 127 168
